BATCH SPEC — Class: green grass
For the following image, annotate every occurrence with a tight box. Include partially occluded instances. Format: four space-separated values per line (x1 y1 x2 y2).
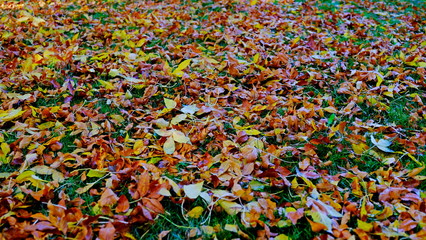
132 198 248 240
56 174 101 215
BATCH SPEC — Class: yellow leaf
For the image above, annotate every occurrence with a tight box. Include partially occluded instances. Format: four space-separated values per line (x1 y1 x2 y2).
76 182 96 194
172 59 191 77
200 226 216 235
98 80 115 90
352 143 368 155
164 98 177 109
376 74 384 87
183 181 203 199
171 114 187 125
357 219 373 232
218 200 242 215
154 118 169 128
1 143 10 155
87 169 107 178
245 129 261 136
187 206 204 218
38 121 55 130
16 170 36 183
250 0 258 5
175 59 191 71
399 51 405 61
110 114 125 123
360 198 367 218
406 152 423 166
405 61 418 67
275 234 290 240
164 136 175 154
418 62 426 67
133 140 144 155
124 233 137 240
0 108 25 122
33 54 43 63
172 130 190 143
291 37 301 45
247 138 264 150
17 16 31 23
252 53 260 63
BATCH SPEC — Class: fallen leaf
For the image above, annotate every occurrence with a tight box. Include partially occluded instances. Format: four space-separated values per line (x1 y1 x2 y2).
172 130 190 143
181 105 199 114
307 217 328 232
0 108 25 123
172 59 191 77
99 222 116 240
87 169 107 178
219 200 242 215
163 136 176 154
183 181 203 199
164 98 177 109
371 135 394 153
99 188 119 206
116 195 130 213
187 206 204 218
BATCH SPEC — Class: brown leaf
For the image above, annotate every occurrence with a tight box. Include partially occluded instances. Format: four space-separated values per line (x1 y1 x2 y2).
99 222 115 240
241 145 258 162
136 172 150 199
99 188 118 207
116 195 130 213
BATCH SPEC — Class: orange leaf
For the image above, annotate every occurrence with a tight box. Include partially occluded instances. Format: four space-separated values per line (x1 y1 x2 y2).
116 195 130 213
99 188 119 206
136 172 150 199
307 218 328 232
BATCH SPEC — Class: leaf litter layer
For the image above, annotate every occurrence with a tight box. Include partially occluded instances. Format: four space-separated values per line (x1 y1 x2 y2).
0 0 426 239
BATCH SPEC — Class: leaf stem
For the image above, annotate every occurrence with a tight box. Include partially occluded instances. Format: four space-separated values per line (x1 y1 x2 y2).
158 214 195 229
